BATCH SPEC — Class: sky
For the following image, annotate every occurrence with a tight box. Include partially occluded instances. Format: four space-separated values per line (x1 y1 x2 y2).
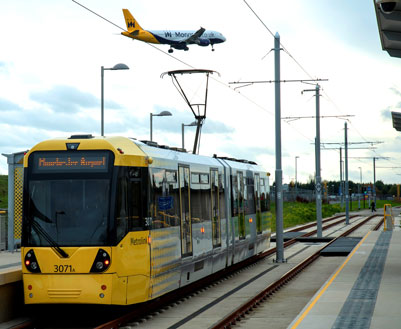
1 0 401 186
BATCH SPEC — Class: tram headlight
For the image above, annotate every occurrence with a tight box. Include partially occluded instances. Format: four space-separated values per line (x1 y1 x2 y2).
90 249 111 273
24 249 41 273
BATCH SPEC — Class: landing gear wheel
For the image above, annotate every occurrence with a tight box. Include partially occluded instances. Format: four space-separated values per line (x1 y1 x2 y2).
168 48 173 53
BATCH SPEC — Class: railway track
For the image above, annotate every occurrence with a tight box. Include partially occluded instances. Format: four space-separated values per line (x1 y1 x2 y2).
16 213 383 329
211 213 382 329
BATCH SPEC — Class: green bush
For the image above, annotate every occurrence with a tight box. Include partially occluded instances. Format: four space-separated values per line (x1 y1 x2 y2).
0 175 7 209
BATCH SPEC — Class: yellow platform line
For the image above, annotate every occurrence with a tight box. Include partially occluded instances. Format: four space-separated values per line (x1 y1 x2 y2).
290 231 372 329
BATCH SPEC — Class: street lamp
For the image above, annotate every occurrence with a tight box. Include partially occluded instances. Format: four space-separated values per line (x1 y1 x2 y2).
101 63 129 136
181 121 197 149
150 111 172 141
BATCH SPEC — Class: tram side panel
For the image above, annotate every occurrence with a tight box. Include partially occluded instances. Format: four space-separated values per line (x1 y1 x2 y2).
221 160 271 265
147 166 182 298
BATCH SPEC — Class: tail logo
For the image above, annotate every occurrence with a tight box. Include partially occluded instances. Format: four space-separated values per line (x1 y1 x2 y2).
128 20 135 29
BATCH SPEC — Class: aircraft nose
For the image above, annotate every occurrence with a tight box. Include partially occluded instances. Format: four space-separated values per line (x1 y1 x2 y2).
221 33 226 42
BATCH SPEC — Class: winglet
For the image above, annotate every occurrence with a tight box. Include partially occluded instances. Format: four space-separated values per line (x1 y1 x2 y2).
122 9 143 32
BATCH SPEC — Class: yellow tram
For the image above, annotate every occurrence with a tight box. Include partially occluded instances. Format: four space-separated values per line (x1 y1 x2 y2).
21 135 271 305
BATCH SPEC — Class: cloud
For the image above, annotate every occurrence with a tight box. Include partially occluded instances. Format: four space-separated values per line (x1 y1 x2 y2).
221 144 274 163
202 120 234 134
30 85 122 113
0 98 22 111
150 104 233 135
390 87 401 97
381 107 392 121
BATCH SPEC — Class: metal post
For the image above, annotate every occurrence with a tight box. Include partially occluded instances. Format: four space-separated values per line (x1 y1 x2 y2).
181 123 185 149
274 32 285 263
345 122 349 225
373 157 376 204
150 113 153 141
340 147 343 207
358 167 361 210
101 66 104 137
7 159 14 251
315 85 322 238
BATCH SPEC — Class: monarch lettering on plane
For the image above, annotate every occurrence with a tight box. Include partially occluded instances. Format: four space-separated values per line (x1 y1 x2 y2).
121 9 226 53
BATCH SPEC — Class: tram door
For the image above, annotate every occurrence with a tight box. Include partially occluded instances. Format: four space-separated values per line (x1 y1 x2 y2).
237 172 246 239
254 173 262 234
179 166 192 257
211 169 221 247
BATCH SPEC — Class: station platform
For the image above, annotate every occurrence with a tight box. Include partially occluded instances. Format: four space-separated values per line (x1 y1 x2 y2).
289 215 401 329
0 251 22 323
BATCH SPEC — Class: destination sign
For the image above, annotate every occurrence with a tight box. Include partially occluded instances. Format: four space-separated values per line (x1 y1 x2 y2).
31 151 110 173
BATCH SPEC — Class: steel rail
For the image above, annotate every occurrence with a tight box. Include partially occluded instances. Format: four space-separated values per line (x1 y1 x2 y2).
94 214 364 329
210 214 381 329
373 216 384 231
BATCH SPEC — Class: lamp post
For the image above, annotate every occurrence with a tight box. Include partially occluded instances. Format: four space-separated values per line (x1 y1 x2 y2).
150 111 172 141
181 121 197 149
101 63 129 137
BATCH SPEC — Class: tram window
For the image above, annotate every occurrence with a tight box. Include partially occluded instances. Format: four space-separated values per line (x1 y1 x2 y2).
231 174 238 217
190 172 211 223
191 173 200 184
238 172 245 239
260 178 270 212
243 177 248 214
200 173 209 184
191 180 202 223
254 174 261 212
218 174 226 220
211 170 221 247
265 182 271 211
128 180 142 231
150 168 179 228
115 176 129 242
166 170 177 183
201 177 211 222
245 176 255 215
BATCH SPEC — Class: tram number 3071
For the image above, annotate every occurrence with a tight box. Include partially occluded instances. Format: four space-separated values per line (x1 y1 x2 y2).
54 265 76 273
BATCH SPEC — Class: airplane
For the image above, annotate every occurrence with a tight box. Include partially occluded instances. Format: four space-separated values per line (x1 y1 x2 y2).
121 9 226 53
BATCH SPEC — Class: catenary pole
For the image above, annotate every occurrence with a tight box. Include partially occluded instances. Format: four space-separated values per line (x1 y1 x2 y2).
340 147 343 207
315 85 322 238
373 157 377 204
274 32 285 263
345 122 349 225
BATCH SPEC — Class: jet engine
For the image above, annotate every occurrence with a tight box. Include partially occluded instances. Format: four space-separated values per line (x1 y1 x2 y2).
376 0 401 14
197 38 210 47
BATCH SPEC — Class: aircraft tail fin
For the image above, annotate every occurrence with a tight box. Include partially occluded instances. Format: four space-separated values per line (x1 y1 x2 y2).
122 9 143 32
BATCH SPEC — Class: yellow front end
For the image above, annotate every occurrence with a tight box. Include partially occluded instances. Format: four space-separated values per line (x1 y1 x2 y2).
22 232 152 305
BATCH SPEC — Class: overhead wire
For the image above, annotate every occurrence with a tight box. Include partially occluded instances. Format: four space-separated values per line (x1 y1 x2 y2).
242 0 401 181
72 0 396 176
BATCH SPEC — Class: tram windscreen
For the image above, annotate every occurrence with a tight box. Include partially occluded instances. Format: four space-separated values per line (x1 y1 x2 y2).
26 179 110 246
25 151 113 247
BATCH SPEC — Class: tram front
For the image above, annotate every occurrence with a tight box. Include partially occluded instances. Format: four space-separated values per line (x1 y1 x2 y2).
21 136 152 305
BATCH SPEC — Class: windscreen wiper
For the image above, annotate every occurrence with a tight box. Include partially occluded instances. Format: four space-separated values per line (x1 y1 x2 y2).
31 219 69 258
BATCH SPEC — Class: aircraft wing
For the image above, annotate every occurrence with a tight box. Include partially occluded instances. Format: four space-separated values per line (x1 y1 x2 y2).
183 27 206 44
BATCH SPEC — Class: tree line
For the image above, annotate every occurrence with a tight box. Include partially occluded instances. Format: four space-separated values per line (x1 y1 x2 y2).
293 179 398 197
